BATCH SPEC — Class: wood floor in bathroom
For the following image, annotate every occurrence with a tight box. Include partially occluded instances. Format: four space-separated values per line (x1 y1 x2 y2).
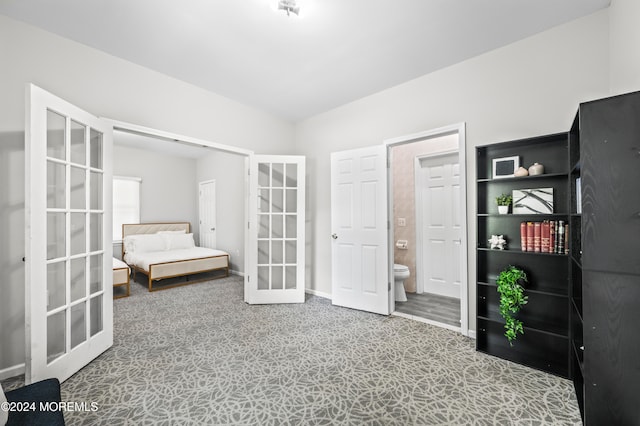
394 292 460 327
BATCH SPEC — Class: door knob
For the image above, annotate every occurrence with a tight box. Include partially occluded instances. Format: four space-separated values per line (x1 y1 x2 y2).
211 228 215 231
331 233 338 240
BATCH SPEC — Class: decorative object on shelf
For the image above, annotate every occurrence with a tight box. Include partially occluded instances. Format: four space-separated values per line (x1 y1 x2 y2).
488 234 507 250
512 188 554 214
514 166 529 177
492 156 519 179
496 265 528 345
528 162 545 176
496 193 512 214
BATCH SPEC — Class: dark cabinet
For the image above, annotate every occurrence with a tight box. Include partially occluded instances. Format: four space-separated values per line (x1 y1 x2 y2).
580 93 640 275
572 91 640 424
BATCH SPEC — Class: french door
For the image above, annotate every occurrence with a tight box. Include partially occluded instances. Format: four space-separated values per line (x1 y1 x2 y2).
246 155 305 304
330 146 389 315
26 84 113 384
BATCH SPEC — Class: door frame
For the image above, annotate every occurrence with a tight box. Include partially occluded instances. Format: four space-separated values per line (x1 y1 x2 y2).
414 150 459 295
384 123 469 336
103 119 253 286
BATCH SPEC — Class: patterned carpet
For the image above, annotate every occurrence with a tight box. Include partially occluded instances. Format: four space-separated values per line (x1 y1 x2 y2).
3 275 581 425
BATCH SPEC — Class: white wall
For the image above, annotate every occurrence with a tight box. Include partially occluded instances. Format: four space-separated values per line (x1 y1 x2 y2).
295 11 611 332
0 15 294 376
197 151 247 273
113 144 199 250
609 0 640 95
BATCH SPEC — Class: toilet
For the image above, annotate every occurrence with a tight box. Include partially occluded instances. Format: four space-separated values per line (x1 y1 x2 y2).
393 264 410 302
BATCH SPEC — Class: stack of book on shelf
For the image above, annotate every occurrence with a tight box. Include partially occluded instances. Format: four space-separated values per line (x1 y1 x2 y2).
520 220 569 254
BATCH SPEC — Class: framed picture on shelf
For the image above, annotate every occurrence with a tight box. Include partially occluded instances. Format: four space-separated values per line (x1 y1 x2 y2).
492 156 519 179
512 188 554 214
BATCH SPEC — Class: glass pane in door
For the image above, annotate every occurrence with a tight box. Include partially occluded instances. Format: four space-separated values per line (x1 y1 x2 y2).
70 120 86 165
70 302 86 349
70 166 86 209
90 129 103 169
47 261 66 310
47 311 66 363
46 110 66 160
47 212 66 260
70 257 86 302
70 213 86 255
47 161 65 209
90 295 103 336
90 254 103 294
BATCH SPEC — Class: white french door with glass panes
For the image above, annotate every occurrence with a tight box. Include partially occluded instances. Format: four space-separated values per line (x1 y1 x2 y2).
246 156 305 304
26 84 113 384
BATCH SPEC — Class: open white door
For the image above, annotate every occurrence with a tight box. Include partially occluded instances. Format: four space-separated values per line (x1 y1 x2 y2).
246 155 305 304
331 146 389 315
198 180 217 248
25 84 113 384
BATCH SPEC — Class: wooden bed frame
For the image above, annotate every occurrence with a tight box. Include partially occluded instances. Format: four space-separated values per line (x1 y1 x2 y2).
113 258 130 299
122 222 229 292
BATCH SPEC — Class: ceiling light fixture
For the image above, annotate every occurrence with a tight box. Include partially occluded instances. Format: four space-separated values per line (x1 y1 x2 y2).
278 0 300 16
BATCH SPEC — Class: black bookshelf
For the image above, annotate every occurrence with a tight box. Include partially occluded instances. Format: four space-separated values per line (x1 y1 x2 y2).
476 133 570 378
571 91 640 424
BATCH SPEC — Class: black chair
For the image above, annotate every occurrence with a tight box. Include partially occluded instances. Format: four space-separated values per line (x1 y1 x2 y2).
3 378 65 426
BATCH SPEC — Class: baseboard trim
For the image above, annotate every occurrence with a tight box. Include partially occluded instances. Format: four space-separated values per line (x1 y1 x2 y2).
467 329 477 339
305 288 331 299
392 311 463 333
0 363 25 381
229 270 244 277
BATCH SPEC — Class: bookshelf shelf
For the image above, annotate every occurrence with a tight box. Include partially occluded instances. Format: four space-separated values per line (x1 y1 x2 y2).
476 133 570 378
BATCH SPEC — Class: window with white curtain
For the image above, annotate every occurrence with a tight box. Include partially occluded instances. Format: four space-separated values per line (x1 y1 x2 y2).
113 176 141 242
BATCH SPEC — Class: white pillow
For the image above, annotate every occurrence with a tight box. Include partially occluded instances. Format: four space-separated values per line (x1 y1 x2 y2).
0 382 8 425
163 233 196 250
156 230 186 234
124 234 167 253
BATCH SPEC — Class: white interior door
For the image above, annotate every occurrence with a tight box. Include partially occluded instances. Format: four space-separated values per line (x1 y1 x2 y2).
331 146 389 315
26 84 113 384
418 153 461 298
198 180 217 248
246 155 305 304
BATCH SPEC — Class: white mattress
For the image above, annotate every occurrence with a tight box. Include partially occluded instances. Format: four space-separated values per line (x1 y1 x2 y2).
124 247 229 271
113 257 129 270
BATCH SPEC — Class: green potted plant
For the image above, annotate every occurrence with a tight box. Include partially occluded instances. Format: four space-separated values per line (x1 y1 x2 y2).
496 193 512 214
496 265 528 344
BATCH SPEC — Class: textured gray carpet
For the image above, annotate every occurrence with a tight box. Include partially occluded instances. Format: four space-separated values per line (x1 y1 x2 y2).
4 275 581 425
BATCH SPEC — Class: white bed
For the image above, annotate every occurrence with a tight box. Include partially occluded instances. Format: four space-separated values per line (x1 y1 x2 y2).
122 222 230 291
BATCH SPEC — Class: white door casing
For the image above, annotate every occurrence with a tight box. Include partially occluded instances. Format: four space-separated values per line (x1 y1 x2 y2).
331 145 389 315
246 155 305 304
26 84 113 384
198 180 217 249
417 153 461 298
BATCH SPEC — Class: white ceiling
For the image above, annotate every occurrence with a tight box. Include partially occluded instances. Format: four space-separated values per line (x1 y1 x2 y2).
1 0 609 122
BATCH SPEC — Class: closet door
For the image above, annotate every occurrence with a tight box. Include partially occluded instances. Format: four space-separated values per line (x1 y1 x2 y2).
246 155 305 304
26 84 113 383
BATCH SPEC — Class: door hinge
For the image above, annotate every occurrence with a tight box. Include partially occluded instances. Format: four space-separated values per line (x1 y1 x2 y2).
248 222 250 229
388 282 391 291
387 220 390 230
247 275 250 282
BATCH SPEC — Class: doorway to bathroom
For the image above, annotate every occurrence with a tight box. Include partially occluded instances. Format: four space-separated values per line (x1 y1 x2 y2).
386 124 467 333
